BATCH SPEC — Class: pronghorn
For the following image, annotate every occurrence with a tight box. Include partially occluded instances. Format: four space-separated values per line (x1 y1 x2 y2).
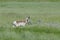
12 16 30 27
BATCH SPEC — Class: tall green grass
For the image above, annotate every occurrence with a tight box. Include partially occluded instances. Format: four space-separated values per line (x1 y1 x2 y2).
0 0 60 2
0 2 60 40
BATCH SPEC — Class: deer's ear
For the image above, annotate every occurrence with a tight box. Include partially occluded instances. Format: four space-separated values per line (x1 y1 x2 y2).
28 16 30 19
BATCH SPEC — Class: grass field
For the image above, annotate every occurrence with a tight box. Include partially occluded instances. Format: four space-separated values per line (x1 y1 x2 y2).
0 2 60 40
0 0 60 2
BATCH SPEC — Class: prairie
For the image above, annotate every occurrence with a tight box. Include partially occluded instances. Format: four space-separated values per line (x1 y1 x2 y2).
0 2 60 40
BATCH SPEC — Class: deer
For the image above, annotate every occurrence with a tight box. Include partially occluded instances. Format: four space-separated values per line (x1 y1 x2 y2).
12 16 31 28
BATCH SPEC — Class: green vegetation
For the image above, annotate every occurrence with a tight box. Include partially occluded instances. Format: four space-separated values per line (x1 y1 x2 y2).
0 0 60 2
0 2 60 40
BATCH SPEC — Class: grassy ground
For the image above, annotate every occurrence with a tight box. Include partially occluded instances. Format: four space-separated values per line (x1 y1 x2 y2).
0 2 60 40
0 0 60 2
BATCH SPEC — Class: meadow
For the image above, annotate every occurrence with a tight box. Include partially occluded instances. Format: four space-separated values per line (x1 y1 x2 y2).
0 0 60 2
0 2 60 40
